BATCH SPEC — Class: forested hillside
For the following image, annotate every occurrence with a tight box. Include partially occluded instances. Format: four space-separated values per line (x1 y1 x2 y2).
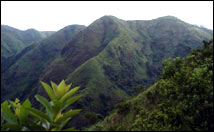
1 15 213 129
88 40 213 131
40 16 212 128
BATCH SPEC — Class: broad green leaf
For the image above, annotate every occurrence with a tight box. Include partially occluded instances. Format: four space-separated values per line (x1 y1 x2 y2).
57 80 67 98
26 107 50 122
62 95 82 111
51 81 58 96
18 99 32 125
65 83 72 93
15 103 21 117
8 101 16 110
35 95 53 120
1 101 17 124
55 109 82 124
22 98 31 108
40 81 58 104
15 98 20 104
52 103 62 117
60 86 80 104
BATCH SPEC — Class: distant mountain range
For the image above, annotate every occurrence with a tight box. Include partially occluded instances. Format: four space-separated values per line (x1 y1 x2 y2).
1 15 213 129
1 25 55 58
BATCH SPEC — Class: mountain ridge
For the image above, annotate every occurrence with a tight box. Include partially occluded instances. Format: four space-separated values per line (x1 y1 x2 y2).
1 24 86 101
36 15 212 128
1 25 56 59
1 15 213 129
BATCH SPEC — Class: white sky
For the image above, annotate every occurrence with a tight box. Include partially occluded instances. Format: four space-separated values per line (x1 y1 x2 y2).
1 1 213 31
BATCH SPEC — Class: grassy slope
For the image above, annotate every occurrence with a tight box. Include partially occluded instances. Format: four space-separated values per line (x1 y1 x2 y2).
38 16 212 129
1 16 213 129
88 40 213 131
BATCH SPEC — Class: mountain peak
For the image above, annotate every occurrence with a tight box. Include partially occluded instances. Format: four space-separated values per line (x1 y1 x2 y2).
101 15 117 18
99 15 121 21
25 28 38 32
57 24 86 33
157 15 180 20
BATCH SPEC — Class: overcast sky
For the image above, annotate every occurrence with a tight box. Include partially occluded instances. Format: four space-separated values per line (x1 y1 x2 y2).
1 1 213 31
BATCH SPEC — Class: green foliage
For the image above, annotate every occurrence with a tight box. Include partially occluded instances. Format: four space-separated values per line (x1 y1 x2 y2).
65 16 211 129
133 40 213 131
131 40 213 131
1 80 82 131
2 16 213 129
89 40 213 131
115 101 131 115
132 84 146 95
84 112 104 124
1 98 33 131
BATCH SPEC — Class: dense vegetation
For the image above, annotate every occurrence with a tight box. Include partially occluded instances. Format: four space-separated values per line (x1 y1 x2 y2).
44 16 212 128
88 40 213 131
1 80 82 131
1 15 213 129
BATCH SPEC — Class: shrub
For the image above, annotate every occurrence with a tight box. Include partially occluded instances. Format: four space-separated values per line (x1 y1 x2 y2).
1 80 82 131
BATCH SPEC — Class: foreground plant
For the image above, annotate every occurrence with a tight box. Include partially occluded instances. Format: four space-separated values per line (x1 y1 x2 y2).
1 98 33 131
1 80 82 131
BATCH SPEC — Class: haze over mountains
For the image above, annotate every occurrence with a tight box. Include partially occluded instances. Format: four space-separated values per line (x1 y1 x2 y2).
1 15 213 129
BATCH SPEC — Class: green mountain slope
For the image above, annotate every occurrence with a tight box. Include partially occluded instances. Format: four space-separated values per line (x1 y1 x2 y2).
1 25 55 72
1 25 54 58
1 25 86 101
37 16 212 128
88 40 213 131
1 16 213 129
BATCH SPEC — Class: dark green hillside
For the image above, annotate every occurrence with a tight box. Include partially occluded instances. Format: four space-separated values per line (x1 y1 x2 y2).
38 16 212 128
1 44 37 73
1 25 86 101
89 40 213 131
41 16 121 83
